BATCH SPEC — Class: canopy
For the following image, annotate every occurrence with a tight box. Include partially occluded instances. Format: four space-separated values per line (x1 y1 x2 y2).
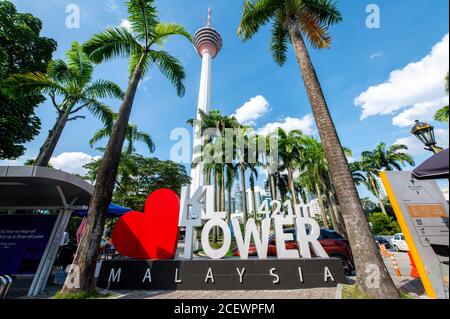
0 166 92 210
72 203 131 218
412 148 449 180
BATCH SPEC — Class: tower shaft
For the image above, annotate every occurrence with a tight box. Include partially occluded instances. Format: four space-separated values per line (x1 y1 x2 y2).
190 8 222 195
191 51 213 193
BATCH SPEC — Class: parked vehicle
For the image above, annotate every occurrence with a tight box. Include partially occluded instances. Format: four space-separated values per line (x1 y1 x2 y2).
374 236 391 249
232 228 355 275
392 233 409 252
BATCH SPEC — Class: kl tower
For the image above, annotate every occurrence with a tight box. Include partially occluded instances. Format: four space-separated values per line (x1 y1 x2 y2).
191 7 223 193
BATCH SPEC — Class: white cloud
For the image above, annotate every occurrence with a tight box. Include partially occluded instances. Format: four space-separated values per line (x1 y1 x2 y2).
392 96 449 127
233 95 270 125
105 0 119 13
50 152 100 176
355 34 449 120
370 51 383 60
259 114 315 136
394 129 449 156
120 19 131 31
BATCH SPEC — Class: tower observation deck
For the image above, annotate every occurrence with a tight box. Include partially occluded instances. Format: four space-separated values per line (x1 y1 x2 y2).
190 7 223 196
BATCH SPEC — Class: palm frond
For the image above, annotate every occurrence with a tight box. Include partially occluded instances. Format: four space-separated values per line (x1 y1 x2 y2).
83 79 124 100
270 18 289 66
149 50 186 96
238 0 278 41
153 23 192 46
89 128 110 148
83 27 142 64
297 11 331 49
135 132 155 153
3 72 68 97
82 98 115 124
66 41 94 86
302 0 343 26
47 59 72 83
128 49 147 76
127 0 158 45
435 105 449 122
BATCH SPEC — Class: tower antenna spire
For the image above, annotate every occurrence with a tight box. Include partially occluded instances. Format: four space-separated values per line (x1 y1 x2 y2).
207 5 212 27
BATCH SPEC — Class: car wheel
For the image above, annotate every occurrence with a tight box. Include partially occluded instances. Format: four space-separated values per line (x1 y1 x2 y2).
394 245 400 252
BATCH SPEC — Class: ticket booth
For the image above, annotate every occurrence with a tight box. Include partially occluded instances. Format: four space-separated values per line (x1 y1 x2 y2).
0 166 93 296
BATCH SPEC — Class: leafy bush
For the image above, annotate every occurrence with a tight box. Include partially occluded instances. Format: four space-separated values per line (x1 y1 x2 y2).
368 212 401 235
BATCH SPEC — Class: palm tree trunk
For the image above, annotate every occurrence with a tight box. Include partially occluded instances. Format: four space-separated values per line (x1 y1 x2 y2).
289 27 399 298
326 187 345 236
61 59 144 294
328 188 347 237
249 173 257 218
327 174 347 235
240 164 248 224
315 182 330 229
213 171 218 243
36 106 71 167
269 173 277 201
221 169 225 212
369 176 388 215
287 169 298 211
227 185 232 223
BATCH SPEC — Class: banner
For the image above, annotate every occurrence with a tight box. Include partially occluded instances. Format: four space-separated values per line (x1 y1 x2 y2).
0 215 58 275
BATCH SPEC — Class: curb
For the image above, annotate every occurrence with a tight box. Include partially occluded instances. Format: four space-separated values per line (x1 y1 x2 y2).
335 284 344 299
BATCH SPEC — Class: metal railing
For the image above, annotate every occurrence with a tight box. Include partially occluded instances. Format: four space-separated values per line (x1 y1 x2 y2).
0 275 13 299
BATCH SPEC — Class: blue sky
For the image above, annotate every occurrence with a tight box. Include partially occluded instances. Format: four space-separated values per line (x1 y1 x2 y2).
3 0 449 199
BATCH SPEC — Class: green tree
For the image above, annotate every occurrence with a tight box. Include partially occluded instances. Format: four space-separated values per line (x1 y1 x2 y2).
90 120 155 155
360 197 378 214
0 1 56 159
296 135 348 236
84 154 190 211
352 143 414 215
435 72 449 122
238 0 399 298
62 0 191 294
368 212 401 236
278 128 303 210
4 41 123 166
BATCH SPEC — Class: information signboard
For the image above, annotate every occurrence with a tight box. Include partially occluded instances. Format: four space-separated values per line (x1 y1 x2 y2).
380 171 449 299
0 215 57 275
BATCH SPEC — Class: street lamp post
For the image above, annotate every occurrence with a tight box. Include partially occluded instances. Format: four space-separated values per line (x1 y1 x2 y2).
411 120 444 154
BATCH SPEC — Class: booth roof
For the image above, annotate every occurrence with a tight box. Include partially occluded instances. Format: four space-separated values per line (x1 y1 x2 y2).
0 166 93 210
412 149 449 180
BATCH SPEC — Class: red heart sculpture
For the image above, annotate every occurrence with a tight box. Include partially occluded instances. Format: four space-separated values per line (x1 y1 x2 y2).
111 189 180 260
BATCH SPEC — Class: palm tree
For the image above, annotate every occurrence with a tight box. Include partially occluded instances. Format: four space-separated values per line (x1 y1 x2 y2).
238 0 399 298
351 159 387 214
3 41 123 167
370 143 415 172
277 128 304 210
61 0 191 294
298 135 330 228
298 135 348 235
90 120 155 155
225 163 239 221
353 143 414 215
435 72 449 122
248 162 259 217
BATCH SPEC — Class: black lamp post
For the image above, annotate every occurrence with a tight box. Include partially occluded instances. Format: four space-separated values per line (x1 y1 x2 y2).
411 120 443 154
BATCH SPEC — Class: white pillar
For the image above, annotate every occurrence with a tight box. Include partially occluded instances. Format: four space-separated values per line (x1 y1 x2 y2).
191 52 213 195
